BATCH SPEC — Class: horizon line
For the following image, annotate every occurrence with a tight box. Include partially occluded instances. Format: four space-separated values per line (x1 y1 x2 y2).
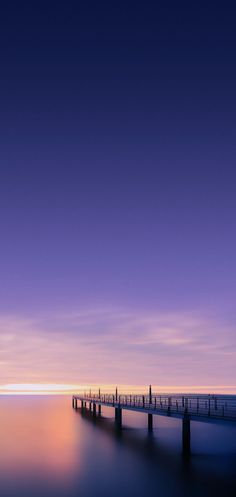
1 383 236 395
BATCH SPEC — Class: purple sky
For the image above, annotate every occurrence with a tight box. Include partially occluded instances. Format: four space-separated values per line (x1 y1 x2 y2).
0 1 236 390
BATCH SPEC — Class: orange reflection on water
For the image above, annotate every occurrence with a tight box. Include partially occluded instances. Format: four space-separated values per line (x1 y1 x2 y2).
0 396 80 480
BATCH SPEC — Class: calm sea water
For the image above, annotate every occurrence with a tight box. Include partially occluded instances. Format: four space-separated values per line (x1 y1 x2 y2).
0 396 236 497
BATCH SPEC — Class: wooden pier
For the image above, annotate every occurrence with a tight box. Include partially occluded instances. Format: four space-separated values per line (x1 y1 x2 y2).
72 387 236 457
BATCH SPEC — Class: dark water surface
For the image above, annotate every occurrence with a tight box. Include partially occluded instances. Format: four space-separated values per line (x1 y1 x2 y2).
0 396 236 497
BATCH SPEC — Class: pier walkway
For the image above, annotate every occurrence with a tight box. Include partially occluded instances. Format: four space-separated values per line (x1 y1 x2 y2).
72 388 236 457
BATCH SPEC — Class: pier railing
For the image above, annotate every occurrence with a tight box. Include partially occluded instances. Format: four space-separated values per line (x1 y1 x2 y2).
78 392 236 421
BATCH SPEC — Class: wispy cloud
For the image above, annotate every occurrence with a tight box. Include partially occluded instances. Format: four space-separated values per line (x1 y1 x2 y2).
0 307 235 389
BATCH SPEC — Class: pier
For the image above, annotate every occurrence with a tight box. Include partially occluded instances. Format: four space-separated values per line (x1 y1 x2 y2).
72 387 236 457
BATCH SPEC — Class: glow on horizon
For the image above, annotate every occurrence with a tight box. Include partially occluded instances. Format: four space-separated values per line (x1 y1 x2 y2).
0 384 89 395
1 383 236 395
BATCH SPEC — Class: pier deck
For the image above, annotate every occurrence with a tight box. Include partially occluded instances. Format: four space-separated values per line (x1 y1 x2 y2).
72 389 236 457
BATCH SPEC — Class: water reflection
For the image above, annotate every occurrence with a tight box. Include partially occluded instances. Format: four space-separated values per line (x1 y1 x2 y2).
0 396 78 478
0 396 236 497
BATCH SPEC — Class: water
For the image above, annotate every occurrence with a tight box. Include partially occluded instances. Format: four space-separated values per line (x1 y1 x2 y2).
0 396 236 497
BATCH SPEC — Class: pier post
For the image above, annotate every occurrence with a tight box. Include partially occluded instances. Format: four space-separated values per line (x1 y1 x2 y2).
81 400 84 409
149 385 152 404
148 413 153 431
182 415 191 458
93 403 97 417
115 407 122 429
89 402 92 411
115 387 118 402
98 404 101 415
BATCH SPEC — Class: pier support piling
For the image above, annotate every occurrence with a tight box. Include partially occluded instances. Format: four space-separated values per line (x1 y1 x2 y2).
115 407 122 429
148 413 153 431
98 404 101 415
182 415 191 458
93 403 97 417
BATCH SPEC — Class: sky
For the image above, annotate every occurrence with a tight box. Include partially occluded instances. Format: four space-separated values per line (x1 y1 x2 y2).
0 1 236 393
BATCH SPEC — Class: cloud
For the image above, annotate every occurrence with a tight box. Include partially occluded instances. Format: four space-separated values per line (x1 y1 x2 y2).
0 307 235 388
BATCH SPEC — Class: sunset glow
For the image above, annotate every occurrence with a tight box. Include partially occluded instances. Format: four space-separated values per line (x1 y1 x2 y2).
1 383 236 395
